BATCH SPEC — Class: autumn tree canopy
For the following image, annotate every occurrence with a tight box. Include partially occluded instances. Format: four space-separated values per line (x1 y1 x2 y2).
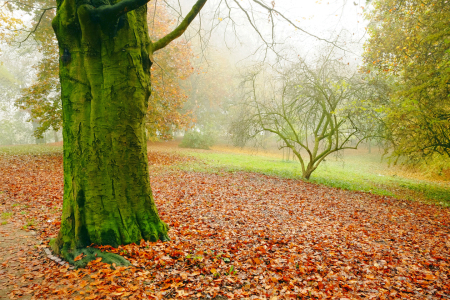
146 2 194 140
363 0 450 158
0 3 23 47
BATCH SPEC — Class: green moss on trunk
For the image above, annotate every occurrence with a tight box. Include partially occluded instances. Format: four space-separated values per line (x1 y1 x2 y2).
51 0 169 262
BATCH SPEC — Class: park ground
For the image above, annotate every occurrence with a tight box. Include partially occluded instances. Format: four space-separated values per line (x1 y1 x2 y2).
0 141 449 299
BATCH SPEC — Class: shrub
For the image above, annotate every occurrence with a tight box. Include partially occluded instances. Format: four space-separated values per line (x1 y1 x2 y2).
179 131 215 150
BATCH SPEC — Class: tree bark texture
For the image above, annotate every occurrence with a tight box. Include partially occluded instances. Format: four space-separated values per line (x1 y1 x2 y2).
51 0 169 258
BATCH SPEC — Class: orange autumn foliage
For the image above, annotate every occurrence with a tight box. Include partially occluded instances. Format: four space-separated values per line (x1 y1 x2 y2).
146 3 194 140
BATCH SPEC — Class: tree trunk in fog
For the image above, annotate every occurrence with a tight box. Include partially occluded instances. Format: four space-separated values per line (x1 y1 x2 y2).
32 121 45 144
54 130 59 143
303 164 315 180
51 0 170 261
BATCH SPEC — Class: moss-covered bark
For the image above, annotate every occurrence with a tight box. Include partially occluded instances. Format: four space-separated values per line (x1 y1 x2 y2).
51 0 169 261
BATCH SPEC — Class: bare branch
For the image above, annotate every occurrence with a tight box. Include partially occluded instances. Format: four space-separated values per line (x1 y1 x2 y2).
250 0 355 54
17 7 56 45
4 1 55 10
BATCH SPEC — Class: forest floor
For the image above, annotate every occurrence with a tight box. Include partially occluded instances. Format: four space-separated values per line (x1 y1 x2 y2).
0 142 449 299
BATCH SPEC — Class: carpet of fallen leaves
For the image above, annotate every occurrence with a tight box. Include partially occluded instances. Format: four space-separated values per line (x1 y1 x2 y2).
0 150 449 300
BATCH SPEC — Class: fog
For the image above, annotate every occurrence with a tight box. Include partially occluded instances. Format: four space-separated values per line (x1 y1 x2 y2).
0 0 369 145
181 0 368 60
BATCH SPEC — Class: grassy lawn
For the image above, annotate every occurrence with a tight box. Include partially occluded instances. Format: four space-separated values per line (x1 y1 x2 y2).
177 145 450 206
0 144 63 156
2 142 450 206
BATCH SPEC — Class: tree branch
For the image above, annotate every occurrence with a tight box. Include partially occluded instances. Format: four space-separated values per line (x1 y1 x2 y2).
17 7 56 45
152 0 207 52
94 0 152 21
251 0 354 54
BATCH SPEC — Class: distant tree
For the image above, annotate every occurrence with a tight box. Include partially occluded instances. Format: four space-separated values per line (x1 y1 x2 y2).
14 32 61 140
363 0 450 158
182 50 238 141
0 111 34 145
231 51 381 179
0 40 42 145
179 130 215 149
2 0 60 142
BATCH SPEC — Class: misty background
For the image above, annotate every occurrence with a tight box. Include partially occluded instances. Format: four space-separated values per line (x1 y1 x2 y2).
0 0 368 145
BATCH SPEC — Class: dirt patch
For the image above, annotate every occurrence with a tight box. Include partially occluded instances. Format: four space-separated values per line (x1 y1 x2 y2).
147 150 197 166
147 139 181 150
0 223 43 299
46 141 63 147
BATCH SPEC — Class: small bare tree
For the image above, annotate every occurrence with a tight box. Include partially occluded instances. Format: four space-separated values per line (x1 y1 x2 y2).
230 50 381 179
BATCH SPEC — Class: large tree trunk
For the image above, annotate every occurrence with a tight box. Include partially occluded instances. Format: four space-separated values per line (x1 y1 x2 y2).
51 0 169 260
